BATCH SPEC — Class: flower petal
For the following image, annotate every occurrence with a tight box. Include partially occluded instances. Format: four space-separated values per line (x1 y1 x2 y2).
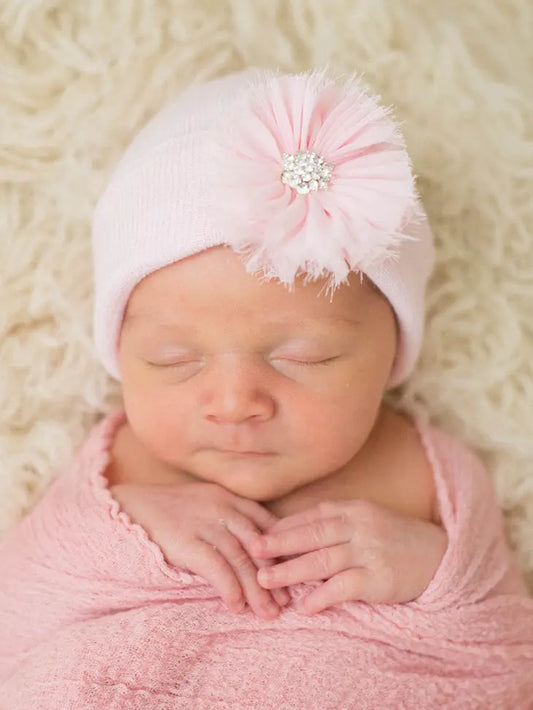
208 69 420 287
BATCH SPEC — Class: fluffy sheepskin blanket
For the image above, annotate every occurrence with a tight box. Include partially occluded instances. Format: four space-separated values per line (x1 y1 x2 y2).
1 0 532 594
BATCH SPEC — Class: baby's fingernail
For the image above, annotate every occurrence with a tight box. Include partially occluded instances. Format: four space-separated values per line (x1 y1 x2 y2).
264 601 280 617
258 568 273 586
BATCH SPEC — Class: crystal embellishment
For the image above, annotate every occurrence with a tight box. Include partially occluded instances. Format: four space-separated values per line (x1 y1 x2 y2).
280 150 334 194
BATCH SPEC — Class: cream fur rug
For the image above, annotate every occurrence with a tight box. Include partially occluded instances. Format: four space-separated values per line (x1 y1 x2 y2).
1 0 532 593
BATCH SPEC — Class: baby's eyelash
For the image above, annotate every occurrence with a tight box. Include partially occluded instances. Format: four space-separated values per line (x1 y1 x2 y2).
146 356 339 369
282 356 338 366
147 359 200 368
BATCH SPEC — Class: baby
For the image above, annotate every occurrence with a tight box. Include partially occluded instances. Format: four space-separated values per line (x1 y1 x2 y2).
98 67 443 621
1 68 532 709
108 245 444 619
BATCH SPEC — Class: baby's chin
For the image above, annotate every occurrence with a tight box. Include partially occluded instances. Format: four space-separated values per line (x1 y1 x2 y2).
211 473 299 503
192 456 316 503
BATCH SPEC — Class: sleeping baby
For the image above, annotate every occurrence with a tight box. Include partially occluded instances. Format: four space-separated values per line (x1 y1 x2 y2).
1 68 532 709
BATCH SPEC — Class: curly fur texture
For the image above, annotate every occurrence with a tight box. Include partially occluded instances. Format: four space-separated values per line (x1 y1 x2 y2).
1 0 532 592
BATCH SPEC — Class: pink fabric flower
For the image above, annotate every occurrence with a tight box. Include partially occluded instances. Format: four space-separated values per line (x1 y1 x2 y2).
209 68 421 289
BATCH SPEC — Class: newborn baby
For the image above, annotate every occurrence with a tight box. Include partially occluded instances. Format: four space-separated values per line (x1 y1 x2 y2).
1 68 531 709
107 245 445 619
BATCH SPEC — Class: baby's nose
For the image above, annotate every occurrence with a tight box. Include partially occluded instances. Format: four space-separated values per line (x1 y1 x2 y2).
200 359 275 424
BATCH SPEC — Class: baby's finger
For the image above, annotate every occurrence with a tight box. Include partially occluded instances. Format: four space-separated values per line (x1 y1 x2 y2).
271 586 290 607
295 567 371 615
257 543 350 589
250 516 349 559
253 556 290 606
266 501 343 534
223 508 290 606
193 542 247 613
234 496 281 533
208 527 282 620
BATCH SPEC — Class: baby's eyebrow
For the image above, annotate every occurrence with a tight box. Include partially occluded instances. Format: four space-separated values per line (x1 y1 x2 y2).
124 312 363 330
266 315 363 330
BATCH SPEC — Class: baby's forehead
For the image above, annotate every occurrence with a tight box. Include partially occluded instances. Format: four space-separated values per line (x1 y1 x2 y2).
123 304 364 335
126 250 377 310
120 249 385 344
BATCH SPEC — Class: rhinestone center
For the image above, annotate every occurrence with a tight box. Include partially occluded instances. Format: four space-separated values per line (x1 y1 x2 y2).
280 150 334 194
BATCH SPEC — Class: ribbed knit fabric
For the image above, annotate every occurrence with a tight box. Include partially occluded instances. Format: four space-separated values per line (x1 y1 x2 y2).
91 69 435 386
1 411 532 709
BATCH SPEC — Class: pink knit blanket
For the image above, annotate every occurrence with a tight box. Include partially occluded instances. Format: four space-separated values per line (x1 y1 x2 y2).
1 411 532 709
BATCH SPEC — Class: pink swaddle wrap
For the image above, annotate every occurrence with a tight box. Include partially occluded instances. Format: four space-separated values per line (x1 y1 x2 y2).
1 410 532 709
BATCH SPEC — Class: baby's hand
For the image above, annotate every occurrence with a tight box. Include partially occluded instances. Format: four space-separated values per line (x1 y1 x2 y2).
109 481 289 619
248 499 447 615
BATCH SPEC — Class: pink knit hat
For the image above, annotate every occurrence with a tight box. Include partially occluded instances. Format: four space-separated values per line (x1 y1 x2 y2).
92 68 434 385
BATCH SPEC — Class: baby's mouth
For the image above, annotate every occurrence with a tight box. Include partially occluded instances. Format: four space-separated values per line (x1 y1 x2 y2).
217 449 274 458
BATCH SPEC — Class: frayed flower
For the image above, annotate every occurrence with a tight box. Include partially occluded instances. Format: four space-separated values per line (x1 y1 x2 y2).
208 68 421 289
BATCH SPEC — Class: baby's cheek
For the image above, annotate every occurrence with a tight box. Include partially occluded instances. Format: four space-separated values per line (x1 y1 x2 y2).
124 390 189 462
299 392 382 472
295 411 361 472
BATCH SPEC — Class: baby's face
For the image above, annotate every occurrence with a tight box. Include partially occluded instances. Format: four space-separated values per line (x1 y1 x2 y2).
118 246 397 501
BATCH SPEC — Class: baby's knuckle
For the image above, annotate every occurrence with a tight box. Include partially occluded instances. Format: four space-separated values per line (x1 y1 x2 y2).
333 574 348 599
315 547 332 575
228 548 253 572
311 519 328 545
